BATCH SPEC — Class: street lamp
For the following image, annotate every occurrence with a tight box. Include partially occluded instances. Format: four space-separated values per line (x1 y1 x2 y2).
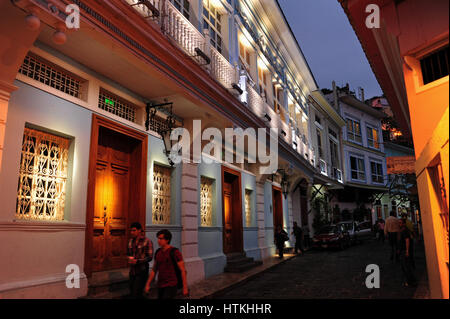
277 169 290 199
146 102 176 166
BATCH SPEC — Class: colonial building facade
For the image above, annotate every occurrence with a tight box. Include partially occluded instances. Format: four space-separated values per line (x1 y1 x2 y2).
0 0 346 298
324 84 388 222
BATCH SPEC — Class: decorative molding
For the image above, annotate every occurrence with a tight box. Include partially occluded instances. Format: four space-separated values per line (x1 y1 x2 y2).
0 221 86 232
198 226 223 232
145 224 183 232
0 271 87 293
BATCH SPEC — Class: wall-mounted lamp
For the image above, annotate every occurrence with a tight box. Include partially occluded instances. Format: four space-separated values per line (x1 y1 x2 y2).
146 101 176 166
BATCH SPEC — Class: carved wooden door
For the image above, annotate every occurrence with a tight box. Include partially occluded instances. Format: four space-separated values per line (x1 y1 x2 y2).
223 182 233 254
92 129 130 272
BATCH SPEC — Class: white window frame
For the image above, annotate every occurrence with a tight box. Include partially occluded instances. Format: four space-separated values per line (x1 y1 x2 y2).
202 0 223 53
349 153 366 182
366 124 380 150
346 117 362 144
370 160 384 185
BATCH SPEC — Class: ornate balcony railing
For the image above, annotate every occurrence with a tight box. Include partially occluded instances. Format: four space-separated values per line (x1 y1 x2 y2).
210 46 238 89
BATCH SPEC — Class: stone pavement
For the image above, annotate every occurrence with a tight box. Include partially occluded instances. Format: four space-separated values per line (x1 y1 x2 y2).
187 252 296 299
210 238 429 299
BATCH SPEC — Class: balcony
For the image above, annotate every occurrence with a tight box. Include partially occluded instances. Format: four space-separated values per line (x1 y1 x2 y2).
127 0 314 167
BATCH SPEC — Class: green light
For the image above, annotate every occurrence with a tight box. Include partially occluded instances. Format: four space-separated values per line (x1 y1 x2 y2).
104 98 115 106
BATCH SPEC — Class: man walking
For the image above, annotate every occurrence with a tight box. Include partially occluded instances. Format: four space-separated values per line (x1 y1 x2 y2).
398 218 417 287
128 222 153 299
292 222 303 255
274 225 289 259
384 211 400 262
144 229 189 299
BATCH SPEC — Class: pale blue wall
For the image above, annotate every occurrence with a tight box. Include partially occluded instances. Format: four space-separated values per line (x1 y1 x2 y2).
241 171 260 260
1 81 92 224
146 136 182 250
197 162 226 278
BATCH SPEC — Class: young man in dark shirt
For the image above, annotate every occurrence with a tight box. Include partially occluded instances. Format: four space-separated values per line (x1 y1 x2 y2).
397 218 417 287
144 229 189 299
292 222 303 255
128 222 153 298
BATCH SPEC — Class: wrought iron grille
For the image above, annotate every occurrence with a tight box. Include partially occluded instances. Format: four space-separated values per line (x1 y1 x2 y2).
200 177 213 226
16 128 70 221
152 164 171 224
18 54 84 99
98 89 137 123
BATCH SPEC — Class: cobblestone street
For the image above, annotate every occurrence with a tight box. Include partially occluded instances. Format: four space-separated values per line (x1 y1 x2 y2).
215 237 429 299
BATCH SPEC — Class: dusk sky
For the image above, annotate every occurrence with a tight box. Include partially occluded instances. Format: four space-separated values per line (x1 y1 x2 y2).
278 0 383 99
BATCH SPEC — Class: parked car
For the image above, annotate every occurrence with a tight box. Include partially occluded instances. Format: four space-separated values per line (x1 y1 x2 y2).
337 220 374 244
355 221 374 243
312 224 351 250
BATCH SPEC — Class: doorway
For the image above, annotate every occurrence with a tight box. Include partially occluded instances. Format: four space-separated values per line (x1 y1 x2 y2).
222 166 243 254
272 186 283 230
85 115 147 276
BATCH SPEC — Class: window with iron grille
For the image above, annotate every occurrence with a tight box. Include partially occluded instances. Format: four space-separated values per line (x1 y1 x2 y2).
152 164 172 224
420 46 449 85
18 54 85 99
98 89 137 123
16 127 70 221
200 176 213 226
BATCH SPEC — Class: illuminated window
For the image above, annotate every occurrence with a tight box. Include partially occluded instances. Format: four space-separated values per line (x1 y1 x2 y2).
152 164 171 224
346 118 362 144
18 54 85 100
367 126 380 149
272 84 285 121
245 189 252 227
350 155 365 181
239 42 252 70
16 128 70 221
171 0 190 19
258 66 269 102
200 177 213 226
202 0 223 53
98 89 137 123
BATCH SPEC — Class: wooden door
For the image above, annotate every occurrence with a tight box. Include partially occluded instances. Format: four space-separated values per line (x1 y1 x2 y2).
92 129 130 272
223 182 233 254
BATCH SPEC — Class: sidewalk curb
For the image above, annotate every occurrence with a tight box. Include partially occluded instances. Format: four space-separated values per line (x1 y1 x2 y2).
199 255 297 299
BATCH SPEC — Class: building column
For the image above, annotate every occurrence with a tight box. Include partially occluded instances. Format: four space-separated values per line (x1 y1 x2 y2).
0 81 18 172
180 162 205 285
256 180 270 260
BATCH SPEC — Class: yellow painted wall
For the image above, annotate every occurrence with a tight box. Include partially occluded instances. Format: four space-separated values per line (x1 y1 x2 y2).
415 107 449 299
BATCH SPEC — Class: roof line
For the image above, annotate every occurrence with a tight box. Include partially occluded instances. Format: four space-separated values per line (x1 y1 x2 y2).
275 0 319 89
